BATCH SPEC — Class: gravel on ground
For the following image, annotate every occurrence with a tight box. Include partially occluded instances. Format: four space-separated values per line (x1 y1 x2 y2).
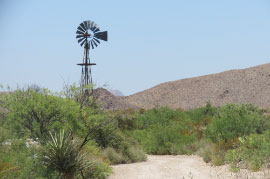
109 155 270 179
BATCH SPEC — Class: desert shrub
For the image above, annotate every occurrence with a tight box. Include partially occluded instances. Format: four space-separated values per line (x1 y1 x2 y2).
129 108 197 155
81 115 119 149
188 104 270 167
212 153 225 166
0 126 58 179
103 147 125 164
83 160 112 179
125 105 216 154
203 101 217 116
225 130 270 171
203 150 212 163
103 132 146 164
103 144 146 165
205 104 266 143
127 107 219 155
187 104 215 122
125 145 147 162
195 139 229 166
201 104 269 166
80 115 146 165
133 107 182 130
0 88 81 139
112 109 138 130
75 140 112 179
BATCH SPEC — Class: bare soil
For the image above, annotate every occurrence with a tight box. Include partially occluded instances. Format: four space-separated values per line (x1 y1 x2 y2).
109 155 270 179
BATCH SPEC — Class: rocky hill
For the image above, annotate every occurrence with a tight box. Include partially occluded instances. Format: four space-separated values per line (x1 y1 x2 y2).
96 64 270 110
93 88 136 110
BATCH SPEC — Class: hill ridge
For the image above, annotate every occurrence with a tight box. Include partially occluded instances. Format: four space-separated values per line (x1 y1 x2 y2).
96 63 270 110
128 63 268 97
123 63 270 110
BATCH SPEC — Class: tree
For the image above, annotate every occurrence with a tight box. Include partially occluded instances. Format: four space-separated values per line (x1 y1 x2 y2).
0 88 81 139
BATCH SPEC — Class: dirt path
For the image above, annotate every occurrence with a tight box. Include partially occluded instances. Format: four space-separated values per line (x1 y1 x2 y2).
109 155 270 179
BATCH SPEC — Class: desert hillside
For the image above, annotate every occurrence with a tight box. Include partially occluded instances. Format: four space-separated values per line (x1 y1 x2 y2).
93 88 136 110
123 63 270 110
96 64 270 110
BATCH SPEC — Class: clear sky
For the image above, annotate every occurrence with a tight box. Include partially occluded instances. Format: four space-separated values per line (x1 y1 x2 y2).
0 0 270 95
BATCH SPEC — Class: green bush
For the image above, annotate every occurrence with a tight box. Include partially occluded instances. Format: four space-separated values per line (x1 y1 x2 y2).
103 147 125 164
205 104 266 143
125 145 147 163
128 108 197 155
133 107 181 130
112 109 138 130
225 130 270 170
103 132 146 164
76 140 112 179
0 89 81 139
84 160 112 179
203 150 212 163
0 126 58 179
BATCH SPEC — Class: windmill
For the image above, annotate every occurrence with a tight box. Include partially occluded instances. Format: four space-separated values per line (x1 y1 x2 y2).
76 20 108 91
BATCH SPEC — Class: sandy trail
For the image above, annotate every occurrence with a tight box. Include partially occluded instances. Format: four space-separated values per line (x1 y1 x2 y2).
109 155 270 179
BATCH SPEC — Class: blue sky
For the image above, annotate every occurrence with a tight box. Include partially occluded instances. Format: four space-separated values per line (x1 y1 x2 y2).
0 0 270 95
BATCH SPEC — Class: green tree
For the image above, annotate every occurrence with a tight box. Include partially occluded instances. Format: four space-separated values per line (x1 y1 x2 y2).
1 88 81 139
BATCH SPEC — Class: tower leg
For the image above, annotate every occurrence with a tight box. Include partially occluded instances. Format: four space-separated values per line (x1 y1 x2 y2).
79 42 94 95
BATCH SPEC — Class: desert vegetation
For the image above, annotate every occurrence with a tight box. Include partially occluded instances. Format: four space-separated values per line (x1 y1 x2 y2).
113 102 270 172
0 85 146 179
1 85 270 178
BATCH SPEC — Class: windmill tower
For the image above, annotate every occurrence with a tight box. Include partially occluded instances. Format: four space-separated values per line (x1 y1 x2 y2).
76 20 108 91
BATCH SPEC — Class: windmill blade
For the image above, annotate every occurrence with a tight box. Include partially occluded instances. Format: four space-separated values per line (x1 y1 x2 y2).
84 21 89 29
92 39 98 47
77 26 85 33
76 30 84 35
94 28 100 33
90 41 94 49
87 21 92 30
92 26 97 32
90 22 96 31
89 22 93 30
93 38 100 44
80 39 86 46
92 23 99 32
76 34 84 39
94 31 108 41
80 23 86 31
78 37 85 43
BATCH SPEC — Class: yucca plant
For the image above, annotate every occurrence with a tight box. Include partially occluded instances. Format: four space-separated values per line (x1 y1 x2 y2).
43 130 90 179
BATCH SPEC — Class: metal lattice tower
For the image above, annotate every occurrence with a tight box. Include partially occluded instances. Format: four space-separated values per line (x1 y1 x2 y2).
76 20 108 89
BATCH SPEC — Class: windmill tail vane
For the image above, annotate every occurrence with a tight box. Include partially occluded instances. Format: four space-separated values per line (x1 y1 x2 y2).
76 20 108 91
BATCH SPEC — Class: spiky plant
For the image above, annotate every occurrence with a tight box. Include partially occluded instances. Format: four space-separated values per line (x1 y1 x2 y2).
43 130 89 179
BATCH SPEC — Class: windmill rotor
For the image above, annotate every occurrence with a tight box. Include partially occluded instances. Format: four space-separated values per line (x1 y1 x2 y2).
76 20 107 49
